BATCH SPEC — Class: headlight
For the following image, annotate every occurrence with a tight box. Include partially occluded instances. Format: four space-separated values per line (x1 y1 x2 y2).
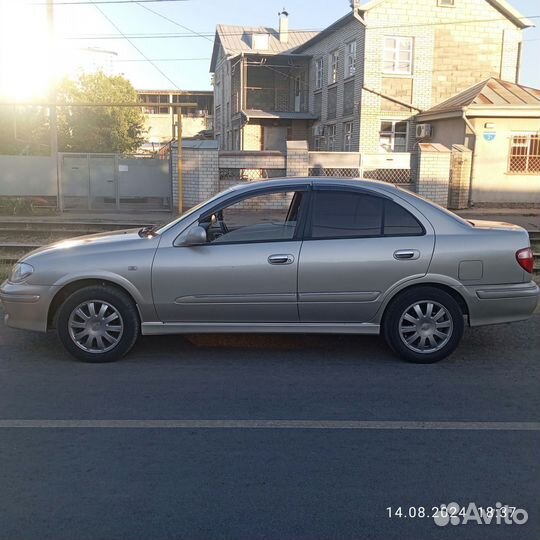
9 262 34 283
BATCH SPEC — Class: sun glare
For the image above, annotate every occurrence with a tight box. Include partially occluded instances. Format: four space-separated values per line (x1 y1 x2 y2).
0 0 64 101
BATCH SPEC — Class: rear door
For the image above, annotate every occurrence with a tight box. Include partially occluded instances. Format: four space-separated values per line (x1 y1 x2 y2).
298 187 435 323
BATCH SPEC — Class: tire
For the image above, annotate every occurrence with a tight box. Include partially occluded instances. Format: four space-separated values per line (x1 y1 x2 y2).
383 286 464 364
56 285 139 363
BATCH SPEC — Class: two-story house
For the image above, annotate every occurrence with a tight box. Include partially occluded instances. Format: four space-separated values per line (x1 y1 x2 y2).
211 0 532 154
210 12 318 151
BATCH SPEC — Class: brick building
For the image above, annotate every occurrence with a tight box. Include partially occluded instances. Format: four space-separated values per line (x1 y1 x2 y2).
210 0 532 153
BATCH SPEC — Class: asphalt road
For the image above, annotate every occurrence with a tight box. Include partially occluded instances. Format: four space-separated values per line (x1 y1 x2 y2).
0 310 538 540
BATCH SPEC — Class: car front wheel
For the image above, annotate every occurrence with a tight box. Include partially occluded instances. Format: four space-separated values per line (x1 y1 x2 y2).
383 286 464 364
56 285 139 363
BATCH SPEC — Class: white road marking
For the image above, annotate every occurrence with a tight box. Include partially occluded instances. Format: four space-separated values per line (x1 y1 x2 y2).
0 420 538 430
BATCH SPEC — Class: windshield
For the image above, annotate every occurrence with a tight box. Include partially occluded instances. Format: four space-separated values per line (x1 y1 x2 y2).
154 187 237 235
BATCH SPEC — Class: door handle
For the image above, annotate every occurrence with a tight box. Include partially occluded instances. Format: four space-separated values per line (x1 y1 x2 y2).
393 249 420 260
268 254 295 265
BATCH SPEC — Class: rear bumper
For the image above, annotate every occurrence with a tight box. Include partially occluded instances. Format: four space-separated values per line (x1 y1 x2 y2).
0 281 59 332
463 281 539 327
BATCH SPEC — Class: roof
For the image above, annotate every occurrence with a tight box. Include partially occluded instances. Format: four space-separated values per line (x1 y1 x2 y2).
359 0 533 28
417 78 540 119
210 24 318 71
241 109 319 121
294 12 360 53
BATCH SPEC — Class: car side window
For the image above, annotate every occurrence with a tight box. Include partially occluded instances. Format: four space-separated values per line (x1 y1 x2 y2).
383 200 424 236
310 190 384 239
200 190 305 244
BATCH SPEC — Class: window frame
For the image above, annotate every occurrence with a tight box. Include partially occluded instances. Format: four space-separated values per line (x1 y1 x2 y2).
508 133 540 175
328 49 339 85
383 36 413 75
314 57 324 90
379 120 409 153
345 40 357 78
327 124 337 151
343 121 354 152
193 185 312 246
304 187 425 241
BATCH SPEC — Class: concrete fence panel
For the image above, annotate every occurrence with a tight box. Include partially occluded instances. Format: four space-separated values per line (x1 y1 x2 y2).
0 155 57 197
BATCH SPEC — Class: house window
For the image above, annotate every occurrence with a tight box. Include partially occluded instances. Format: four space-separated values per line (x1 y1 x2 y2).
343 80 355 116
438 0 455 5
508 134 540 174
327 86 337 120
380 120 408 152
383 37 413 75
346 40 357 77
314 58 324 90
328 50 339 84
344 121 354 152
327 124 337 151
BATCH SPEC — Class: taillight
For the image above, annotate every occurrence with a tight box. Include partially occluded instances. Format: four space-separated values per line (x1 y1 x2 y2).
516 247 534 273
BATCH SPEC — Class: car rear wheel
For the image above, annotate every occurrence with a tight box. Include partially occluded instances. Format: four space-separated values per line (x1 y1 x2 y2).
57 286 139 362
383 287 464 364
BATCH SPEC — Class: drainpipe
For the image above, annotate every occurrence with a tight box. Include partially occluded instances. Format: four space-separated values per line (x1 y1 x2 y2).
462 108 476 207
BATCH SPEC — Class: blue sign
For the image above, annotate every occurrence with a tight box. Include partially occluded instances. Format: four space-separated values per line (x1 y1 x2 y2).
483 132 496 142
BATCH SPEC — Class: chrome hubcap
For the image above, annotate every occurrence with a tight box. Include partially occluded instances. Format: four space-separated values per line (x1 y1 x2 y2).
398 300 453 354
68 300 124 354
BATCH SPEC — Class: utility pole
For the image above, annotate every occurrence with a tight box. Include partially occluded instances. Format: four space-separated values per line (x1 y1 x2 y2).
47 0 62 211
176 106 183 214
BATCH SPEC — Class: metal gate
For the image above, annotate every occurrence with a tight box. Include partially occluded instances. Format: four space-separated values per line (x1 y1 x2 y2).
61 153 171 212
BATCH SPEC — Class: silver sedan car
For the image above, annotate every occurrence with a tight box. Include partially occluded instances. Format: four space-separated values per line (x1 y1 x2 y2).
1 178 538 363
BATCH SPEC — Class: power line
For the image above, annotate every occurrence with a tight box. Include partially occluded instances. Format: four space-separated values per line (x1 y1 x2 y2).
91 1 182 89
135 1 213 42
33 0 190 5
114 57 210 62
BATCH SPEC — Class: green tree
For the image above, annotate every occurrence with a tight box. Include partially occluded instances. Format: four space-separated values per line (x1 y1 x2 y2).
0 106 49 155
57 72 146 154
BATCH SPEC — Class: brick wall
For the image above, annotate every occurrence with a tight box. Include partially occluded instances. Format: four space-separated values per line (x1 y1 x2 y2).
415 143 451 207
301 17 365 152
448 144 472 209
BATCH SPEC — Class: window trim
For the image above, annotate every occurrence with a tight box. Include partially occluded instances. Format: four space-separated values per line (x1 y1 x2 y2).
507 132 540 175
343 121 354 152
304 187 425 241
314 57 324 90
383 36 413 75
380 119 409 153
328 49 339 85
326 124 337 151
345 40 357 78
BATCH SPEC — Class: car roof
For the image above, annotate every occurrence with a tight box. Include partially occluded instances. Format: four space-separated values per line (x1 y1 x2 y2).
230 176 401 193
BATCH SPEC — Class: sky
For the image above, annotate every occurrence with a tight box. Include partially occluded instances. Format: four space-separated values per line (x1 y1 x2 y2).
0 0 539 96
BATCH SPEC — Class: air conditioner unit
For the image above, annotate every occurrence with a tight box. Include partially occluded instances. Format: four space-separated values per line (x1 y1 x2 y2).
416 123 433 139
313 125 326 136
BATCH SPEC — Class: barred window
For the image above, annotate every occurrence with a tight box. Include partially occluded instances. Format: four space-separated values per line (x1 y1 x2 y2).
508 134 540 174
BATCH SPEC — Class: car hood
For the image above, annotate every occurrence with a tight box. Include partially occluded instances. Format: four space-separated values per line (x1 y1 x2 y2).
22 228 145 260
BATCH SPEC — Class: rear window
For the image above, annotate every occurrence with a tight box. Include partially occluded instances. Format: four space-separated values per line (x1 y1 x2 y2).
384 200 424 236
310 191 383 239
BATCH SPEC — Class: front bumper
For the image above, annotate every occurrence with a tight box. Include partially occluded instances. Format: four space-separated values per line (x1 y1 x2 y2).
0 281 60 332
463 281 540 327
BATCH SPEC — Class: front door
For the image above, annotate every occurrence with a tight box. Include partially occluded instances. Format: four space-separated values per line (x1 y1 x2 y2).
298 187 435 323
152 187 309 323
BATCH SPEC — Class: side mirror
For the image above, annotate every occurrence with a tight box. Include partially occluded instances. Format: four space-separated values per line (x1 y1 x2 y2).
181 225 207 246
